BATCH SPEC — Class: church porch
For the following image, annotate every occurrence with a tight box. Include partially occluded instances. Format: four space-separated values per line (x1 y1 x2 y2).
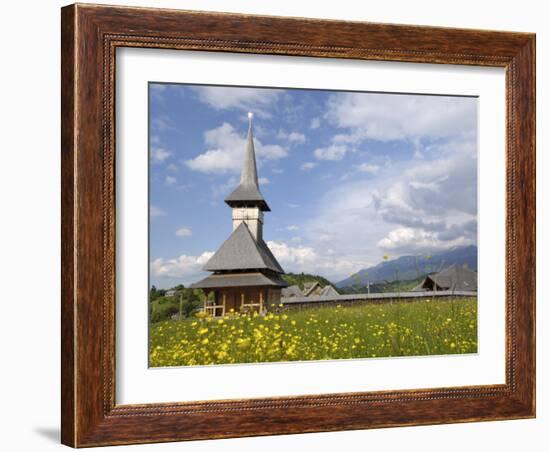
202 286 282 317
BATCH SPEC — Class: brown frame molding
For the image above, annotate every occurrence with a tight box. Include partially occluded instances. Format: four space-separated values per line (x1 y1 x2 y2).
61 3 535 447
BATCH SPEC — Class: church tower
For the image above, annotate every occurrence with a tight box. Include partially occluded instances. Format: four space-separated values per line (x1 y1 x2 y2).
225 112 269 241
191 113 287 316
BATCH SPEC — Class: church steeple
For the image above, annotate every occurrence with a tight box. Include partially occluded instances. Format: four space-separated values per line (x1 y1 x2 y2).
224 113 270 212
240 112 259 188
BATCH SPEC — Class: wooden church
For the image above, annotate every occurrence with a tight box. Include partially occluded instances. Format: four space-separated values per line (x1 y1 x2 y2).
191 113 287 316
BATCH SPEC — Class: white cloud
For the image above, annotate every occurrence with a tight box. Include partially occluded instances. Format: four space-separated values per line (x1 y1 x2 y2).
266 241 369 281
325 92 477 142
271 168 284 174
300 162 317 171
150 84 167 103
150 205 166 217
167 163 178 172
150 251 214 282
151 114 174 132
277 129 306 144
175 227 192 237
260 145 287 160
152 239 366 285
313 144 349 161
310 117 321 129
355 163 380 174
258 177 270 185
211 176 239 200
165 175 177 186
268 241 315 261
308 94 476 169
286 225 299 231
191 86 281 117
377 227 471 253
288 132 306 143
287 203 300 208
302 139 477 263
408 180 438 190
151 147 172 163
185 123 287 174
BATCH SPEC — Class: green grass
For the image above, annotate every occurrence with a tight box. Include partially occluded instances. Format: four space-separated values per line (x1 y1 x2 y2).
149 297 477 367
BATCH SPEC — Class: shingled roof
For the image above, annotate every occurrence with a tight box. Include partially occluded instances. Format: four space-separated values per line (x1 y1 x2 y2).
224 113 270 211
202 222 284 273
412 264 477 292
318 285 339 297
281 285 303 298
191 272 287 289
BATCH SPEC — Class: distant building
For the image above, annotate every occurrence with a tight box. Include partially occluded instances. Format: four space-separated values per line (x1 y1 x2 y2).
281 285 304 298
282 282 339 298
165 289 177 298
411 264 477 292
302 281 322 297
318 285 339 297
191 113 287 316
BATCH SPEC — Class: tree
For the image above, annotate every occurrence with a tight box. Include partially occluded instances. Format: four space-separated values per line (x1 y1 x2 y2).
177 289 202 320
149 285 165 303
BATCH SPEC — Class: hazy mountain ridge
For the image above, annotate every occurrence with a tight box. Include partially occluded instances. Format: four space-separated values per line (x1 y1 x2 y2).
336 245 477 288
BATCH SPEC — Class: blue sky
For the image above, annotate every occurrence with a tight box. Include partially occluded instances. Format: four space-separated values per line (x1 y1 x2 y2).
149 83 478 289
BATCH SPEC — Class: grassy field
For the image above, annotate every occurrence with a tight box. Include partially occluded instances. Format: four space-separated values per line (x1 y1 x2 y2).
149 297 477 367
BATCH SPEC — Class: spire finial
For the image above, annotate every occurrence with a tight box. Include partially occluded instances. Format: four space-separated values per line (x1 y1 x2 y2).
237 112 259 188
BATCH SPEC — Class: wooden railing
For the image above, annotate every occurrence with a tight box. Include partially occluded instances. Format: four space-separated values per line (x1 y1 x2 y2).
204 304 225 317
240 291 265 314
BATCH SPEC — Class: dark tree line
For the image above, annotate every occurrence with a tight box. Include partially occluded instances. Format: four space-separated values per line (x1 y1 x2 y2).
149 285 207 323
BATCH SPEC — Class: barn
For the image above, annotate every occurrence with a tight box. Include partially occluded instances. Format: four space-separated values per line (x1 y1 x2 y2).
412 264 477 292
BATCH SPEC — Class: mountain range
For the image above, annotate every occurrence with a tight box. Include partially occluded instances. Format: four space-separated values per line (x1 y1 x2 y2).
336 245 477 288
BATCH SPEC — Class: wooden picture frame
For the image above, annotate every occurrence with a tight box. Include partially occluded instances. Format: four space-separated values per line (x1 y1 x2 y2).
61 3 535 447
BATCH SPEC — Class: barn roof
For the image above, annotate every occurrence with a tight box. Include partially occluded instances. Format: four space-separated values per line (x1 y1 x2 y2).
281 285 303 298
302 281 321 297
202 222 284 273
318 285 339 297
225 113 270 211
412 264 477 292
432 264 477 290
191 272 287 289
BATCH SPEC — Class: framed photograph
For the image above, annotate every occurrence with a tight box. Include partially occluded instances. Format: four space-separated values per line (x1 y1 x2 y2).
61 3 535 447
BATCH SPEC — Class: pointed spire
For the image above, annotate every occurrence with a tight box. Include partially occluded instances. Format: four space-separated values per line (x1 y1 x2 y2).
240 112 259 187
224 112 270 211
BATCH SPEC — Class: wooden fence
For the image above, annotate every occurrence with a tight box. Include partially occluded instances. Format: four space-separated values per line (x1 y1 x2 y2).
280 290 477 311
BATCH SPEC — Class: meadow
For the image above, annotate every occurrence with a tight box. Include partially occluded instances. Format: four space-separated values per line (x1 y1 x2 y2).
149 297 477 367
